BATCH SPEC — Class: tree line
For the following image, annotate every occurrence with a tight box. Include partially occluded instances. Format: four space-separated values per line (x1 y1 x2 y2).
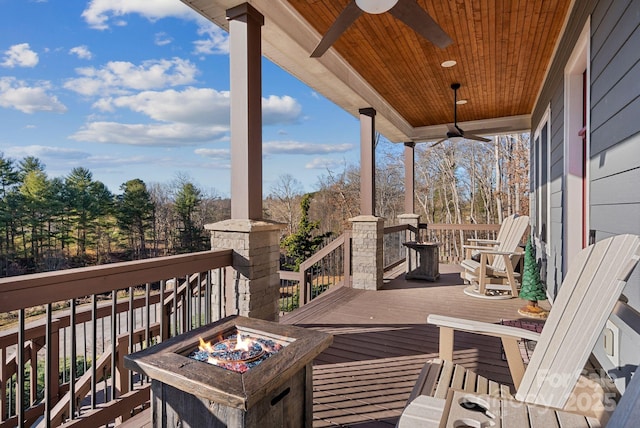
0 154 229 277
264 134 530 239
2 133 529 276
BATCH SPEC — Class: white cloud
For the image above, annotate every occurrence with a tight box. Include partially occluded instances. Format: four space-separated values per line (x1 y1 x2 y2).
4 145 88 160
0 77 67 114
1 43 39 68
262 95 302 125
92 89 300 128
69 45 93 60
155 32 173 46
193 23 229 55
194 148 230 159
263 141 353 155
64 58 198 96
97 87 230 126
82 0 194 30
69 121 228 147
305 158 345 170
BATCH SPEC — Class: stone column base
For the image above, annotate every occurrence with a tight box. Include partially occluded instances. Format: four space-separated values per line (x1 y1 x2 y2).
205 219 284 321
349 215 385 291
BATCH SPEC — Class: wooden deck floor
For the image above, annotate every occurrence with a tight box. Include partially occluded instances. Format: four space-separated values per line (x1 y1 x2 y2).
280 263 549 428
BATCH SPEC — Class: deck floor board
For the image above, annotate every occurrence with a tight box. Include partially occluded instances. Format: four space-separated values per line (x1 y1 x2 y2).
281 263 546 427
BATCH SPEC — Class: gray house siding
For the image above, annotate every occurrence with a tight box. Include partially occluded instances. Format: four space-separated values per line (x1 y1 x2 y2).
531 1 594 298
531 0 640 390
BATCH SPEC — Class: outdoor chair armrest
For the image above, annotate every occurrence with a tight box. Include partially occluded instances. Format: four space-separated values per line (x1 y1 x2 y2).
466 238 500 245
463 244 498 251
427 314 540 389
476 249 523 256
427 314 541 342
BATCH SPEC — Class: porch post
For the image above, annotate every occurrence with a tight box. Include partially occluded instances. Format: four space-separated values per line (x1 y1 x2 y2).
228 3 263 220
403 142 415 214
350 107 384 290
399 142 420 242
359 107 376 216
206 5 284 322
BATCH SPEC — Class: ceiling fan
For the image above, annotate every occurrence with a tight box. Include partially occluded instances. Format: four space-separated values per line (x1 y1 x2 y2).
311 0 453 58
431 83 492 147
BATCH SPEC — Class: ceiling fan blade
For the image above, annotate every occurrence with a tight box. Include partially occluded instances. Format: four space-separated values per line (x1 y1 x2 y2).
430 138 447 148
388 1 453 49
311 1 363 57
463 133 492 143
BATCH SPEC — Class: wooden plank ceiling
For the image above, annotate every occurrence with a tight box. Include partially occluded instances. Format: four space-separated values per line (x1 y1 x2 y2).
287 0 572 128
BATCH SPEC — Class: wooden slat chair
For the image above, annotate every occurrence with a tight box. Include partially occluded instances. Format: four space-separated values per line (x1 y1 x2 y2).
461 215 530 299
463 213 517 262
404 234 640 424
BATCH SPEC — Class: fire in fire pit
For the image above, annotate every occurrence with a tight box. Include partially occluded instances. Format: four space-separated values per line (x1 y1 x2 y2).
190 333 284 373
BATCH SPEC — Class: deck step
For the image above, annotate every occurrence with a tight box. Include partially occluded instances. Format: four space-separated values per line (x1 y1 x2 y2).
280 286 364 325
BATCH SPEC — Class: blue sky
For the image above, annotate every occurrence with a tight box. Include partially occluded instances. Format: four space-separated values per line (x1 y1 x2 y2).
0 0 378 197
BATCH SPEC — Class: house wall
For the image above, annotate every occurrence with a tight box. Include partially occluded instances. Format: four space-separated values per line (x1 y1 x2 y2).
531 0 640 391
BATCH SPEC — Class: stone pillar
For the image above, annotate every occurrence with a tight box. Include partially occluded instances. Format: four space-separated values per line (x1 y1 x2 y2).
350 215 384 290
227 4 264 220
206 219 284 321
359 108 376 216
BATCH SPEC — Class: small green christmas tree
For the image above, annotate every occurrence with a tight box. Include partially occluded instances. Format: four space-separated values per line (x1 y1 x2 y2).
518 237 549 318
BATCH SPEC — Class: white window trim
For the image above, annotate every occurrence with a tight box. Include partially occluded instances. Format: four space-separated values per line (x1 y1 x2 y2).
563 17 590 274
534 105 551 255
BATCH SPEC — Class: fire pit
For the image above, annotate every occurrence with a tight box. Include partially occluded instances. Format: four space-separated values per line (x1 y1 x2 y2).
125 316 332 427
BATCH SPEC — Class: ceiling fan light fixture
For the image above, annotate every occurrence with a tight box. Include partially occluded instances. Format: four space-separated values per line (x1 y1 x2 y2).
441 60 457 68
355 0 399 14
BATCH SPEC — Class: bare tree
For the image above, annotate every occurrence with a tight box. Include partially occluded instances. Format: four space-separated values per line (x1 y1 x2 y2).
265 174 304 234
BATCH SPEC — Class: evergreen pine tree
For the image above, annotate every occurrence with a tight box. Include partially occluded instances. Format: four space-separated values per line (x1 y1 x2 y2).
518 237 548 318
281 193 332 271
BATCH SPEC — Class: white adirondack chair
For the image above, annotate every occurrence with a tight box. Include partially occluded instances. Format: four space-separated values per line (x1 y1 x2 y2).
402 234 640 425
461 214 530 299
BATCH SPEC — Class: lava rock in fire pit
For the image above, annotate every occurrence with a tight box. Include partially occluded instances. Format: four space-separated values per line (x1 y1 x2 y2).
189 334 283 373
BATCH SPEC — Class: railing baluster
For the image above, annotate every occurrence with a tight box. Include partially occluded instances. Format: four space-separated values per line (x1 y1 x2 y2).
44 303 52 428
197 273 202 327
217 269 223 320
110 289 117 401
159 280 166 342
128 286 134 391
17 309 25 428
91 294 97 409
186 274 192 332
83 320 88 374
172 277 178 337
70 298 76 421
145 283 151 348
205 272 211 324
